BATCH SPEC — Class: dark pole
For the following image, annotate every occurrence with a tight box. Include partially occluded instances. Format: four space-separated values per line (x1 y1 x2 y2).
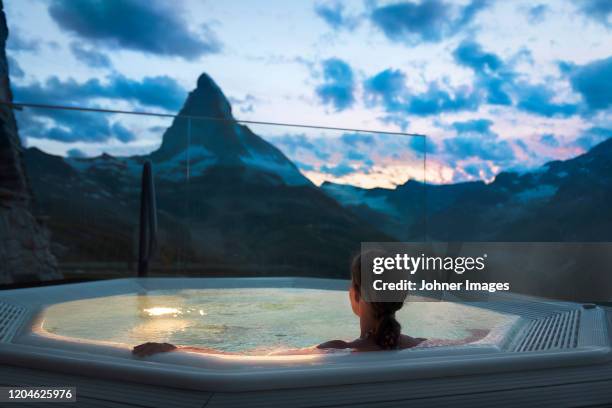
138 161 157 277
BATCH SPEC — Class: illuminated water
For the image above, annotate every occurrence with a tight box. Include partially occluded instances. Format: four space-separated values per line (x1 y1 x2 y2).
41 288 513 354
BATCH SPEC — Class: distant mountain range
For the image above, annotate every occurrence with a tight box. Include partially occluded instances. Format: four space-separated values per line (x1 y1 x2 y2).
323 136 612 242
23 72 612 278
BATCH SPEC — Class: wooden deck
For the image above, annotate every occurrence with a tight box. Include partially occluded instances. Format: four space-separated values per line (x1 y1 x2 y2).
1 309 612 408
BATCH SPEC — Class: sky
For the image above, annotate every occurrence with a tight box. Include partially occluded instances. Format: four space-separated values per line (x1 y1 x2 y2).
4 0 612 188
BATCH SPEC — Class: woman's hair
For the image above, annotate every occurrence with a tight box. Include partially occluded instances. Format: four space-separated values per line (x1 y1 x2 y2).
351 253 405 350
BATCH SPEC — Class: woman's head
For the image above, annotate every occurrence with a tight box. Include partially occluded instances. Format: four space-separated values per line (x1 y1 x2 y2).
350 253 405 350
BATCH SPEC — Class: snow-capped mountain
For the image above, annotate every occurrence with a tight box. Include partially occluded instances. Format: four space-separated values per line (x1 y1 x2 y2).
322 136 612 241
24 73 388 277
150 74 310 186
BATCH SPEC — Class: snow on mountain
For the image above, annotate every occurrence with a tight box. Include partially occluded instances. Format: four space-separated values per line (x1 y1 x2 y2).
322 136 612 241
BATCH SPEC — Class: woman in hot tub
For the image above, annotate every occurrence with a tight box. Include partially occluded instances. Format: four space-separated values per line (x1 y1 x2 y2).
133 255 486 357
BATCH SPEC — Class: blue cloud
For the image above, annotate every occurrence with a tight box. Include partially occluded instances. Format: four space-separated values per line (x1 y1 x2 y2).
66 148 87 158
479 76 513 105
320 162 356 177
515 83 578 117
341 133 374 145
364 69 406 108
70 42 113 68
314 2 358 30
7 30 40 52
315 58 356 111
7 56 24 78
48 0 221 59
527 4 548 23
364 68 479 116
444 120 514 164
13 74 186 111
576 0 612 27
367 39 584 121
453 40 512 105
370 0 489 44
379 114 410 131
16 108 136 144
229 94 258 114
406 83 479 116
444 134 514 163
540 133 559 147
270 134 330 160
574 127 612 150
463 162 493 178
452 119 493 134
453 40 502 73
409 136 436 154
569 56 612 111
346 150 366 161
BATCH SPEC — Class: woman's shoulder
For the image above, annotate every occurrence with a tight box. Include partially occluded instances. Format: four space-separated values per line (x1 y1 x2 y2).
399 334 427 349
317 338 376 351
317 339 351 349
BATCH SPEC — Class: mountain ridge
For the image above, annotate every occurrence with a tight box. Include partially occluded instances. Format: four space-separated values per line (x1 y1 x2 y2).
23 72 390 277
322 135 612 241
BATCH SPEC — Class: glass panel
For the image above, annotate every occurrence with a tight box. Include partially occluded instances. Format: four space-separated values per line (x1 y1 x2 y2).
15 106 188 280
13 105 426 282
183 118 427 278
148 115 189 276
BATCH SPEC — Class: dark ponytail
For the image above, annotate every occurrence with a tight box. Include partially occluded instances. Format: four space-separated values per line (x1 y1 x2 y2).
372 304 403 349
351 253 405 350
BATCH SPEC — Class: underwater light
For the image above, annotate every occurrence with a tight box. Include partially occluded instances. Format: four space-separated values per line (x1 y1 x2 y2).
143 307 180 317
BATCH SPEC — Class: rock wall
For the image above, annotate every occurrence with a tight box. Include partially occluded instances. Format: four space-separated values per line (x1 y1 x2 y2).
0 0 60 284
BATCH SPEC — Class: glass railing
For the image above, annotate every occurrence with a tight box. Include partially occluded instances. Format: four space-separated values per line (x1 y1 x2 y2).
10 103 427 282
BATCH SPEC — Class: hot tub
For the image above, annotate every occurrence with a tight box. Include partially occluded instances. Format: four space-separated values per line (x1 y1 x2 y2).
0 278 609 392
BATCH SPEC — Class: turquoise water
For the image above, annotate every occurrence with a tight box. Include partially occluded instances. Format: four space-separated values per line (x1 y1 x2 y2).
41 288 513 354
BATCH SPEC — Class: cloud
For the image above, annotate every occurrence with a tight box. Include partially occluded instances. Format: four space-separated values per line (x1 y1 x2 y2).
574 127 612 150
453 39 583 115
527 4 549 23
314 2 359 30
48 0 221 59
443 118 514 164
364 69 406 109
228 94 258 114
540 133 559 147
341 133 374 145
370 0 489 45
16 108 136 144
364 68 479 116
453 40 512 105
66 148 86 158
515 82 578 117
7 29 40 52
13 74 187 111
453 40 503 74
7 56 24 78
569 56 612 111
269 132 426 186
365 39 587 122
320 162 357 177
379 114 410 131
576 0 612 27
410 136 436 154
452 118 493 134
315 58 356 111
12 73 186 144
405 83 479 115
70 42 113 68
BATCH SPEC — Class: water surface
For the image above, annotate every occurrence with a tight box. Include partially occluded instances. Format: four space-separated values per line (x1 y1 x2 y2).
42 288 513 354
